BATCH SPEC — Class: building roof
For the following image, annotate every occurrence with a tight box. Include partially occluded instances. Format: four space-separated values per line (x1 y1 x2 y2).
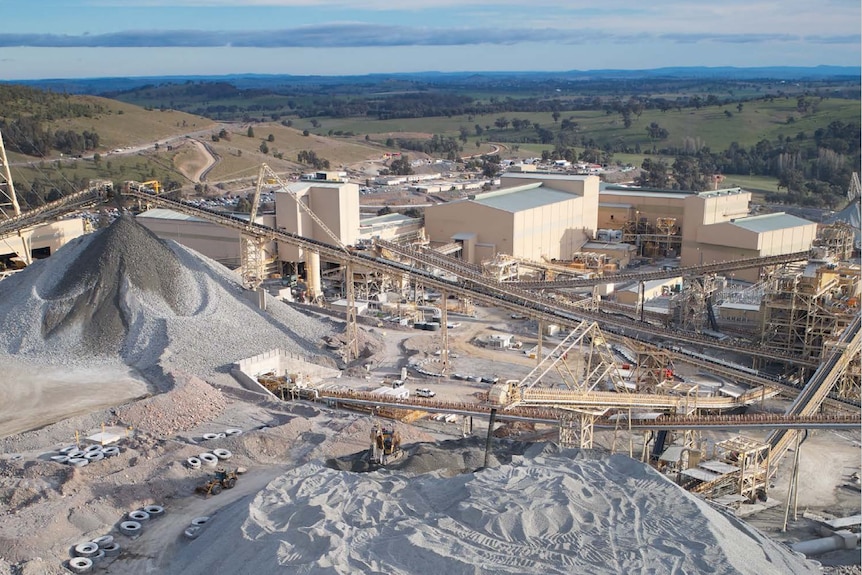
719 302 760 311
728 212 815 233
601 189 694 200
137 208 206 222
137 208 254 223
360 212 416 225
471 183 577 213
601 183 696 198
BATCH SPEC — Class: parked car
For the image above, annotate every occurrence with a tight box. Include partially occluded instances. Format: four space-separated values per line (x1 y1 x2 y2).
416 388 436 398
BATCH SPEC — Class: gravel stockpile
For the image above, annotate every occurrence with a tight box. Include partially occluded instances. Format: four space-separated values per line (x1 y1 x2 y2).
0 214 337 379
162 441 820 575
114 371 227 436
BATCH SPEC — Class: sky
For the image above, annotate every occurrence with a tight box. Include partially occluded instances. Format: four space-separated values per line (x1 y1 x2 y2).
1 0 860 80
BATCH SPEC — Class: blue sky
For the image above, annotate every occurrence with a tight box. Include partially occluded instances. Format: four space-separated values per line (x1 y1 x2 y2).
2 0 860 79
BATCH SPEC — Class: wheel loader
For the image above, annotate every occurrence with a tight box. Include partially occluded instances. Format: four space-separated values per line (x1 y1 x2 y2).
195 468 239 497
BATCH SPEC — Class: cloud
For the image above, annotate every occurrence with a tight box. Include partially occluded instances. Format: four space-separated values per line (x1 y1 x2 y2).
0 25 857 49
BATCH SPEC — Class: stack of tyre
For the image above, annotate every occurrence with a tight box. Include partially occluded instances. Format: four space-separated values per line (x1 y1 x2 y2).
115 504 166 546
66 535 121 573
185 429 240 469
51 444 120 468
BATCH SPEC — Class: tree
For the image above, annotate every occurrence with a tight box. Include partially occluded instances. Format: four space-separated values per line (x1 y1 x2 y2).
310 119 320 128
259 142 269 154
247 126 255 138
267 134 275 142
377 206 393 216
736 102 744 113
458 126 470 143
636 158 670 188
389 155 414 175
646 122 669 141
302 129 310 137
494 117 510 130
235 197 252 212
93 153 101 164
552 111 561 123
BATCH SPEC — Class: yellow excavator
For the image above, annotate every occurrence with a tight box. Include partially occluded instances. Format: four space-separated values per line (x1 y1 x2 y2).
195 468 238 497
369 423 402 466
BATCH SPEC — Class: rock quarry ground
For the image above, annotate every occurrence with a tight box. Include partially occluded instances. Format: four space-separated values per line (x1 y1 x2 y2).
0 216 858 574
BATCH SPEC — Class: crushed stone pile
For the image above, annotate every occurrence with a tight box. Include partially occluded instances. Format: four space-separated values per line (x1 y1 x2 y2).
114 371 227 436
0 214 337 379
165 441 820 575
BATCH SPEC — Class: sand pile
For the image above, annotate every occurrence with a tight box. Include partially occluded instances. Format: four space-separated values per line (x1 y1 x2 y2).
114 371 227 436
0 214 336 379
164 441 818 575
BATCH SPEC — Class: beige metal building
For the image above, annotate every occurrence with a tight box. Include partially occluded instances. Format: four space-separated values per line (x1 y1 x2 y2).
424 173 599 264
680 189 817 282
0 218 87 266
137 209 276 268
275 181 359 263
597 185 693 230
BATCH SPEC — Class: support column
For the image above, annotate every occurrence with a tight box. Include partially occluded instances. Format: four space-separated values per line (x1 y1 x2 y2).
344 261 359 363
537 319 543 365
306 250 322 301
440 289 449 374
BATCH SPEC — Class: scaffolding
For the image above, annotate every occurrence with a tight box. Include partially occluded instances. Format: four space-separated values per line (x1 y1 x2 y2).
814 222 856 262
691 436 771 501
759 264 860 368
633 346 673 393
672 275 718 333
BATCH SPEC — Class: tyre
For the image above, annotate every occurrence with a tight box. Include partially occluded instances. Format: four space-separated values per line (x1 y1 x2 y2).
199 453 219 467
212 449 232 460
210 483 223 496
90 550 106 563
74 542 100 557
143 505 165 517
83 445 103 453
119 521 142 537
184 526 202 540
68 458 89 468
84 451 104 462
50 455 70 463
102 447 120 457
102 542 121 557
128 510 150 522
59 445 78 454
225 428 242 436
67 450 85 459
186 457 201 469
91 535 113 548
68 557 93 574
190 516 210 526
202 433 219 441
224 477 237 489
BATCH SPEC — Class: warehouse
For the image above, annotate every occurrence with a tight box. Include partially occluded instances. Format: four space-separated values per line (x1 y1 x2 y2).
423 173 599 264
137 208 277 268
681 189 817 282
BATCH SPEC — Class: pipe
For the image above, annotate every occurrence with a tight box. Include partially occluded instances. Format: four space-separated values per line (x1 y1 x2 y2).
483 408 497 469
791 531 861 556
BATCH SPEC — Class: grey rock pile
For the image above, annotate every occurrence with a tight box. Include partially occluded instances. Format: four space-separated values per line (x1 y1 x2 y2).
0 214 336 379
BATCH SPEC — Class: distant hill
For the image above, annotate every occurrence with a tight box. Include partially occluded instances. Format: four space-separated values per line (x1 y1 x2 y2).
6 66 859 95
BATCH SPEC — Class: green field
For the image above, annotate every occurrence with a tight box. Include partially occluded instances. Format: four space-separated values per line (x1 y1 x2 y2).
293 98 860 160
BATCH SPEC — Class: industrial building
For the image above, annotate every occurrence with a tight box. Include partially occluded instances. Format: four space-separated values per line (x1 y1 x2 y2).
138 208 276 268
0 218 86 269
680 189 818 283
423 173 599 264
